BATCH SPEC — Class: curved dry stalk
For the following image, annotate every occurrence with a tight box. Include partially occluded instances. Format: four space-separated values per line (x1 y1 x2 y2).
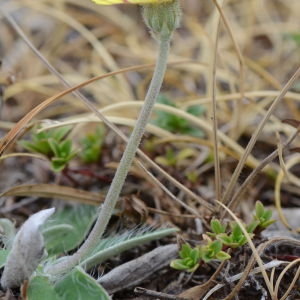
203 259 286 300
88 101 261 168
204 237 300 299
179 260 227 299
226 126 300 212
221 67 300 208
217 201 276 298
209 0 223 203
275 155 300 231
183 90 300 108
0 9 212 212
212 0 246 141
276 259 300 300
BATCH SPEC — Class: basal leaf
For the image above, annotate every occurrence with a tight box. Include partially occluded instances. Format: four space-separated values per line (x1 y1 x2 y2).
54 267 109 300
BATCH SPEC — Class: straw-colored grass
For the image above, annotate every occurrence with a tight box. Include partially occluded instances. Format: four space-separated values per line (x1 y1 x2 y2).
0 0 299 298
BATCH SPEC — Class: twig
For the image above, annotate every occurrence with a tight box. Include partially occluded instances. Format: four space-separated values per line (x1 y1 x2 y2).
134 287 188 300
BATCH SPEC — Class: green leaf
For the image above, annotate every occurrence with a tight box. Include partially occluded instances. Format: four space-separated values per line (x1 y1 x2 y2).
179 243 192 258
231 223 243 238
261 219 276 228
246 221 259 233
215 251 231 261
255 201 265 219
210 240 222 253
262 209 273 221
43 205 97 255
170 258 199 272
210 219 226 234
290 33 300 44
20 126 72 158
54 267 110 300
51 159 68 172
51 126 72 142
27 276 61 300
189 247 201 262
0 218 16 249
217 234 232 245
81 227 178 270
21 140 51 156
59 140 72 157
48 139 61 157
170 259 190 270
237 236 247 246
186 105 206 116
252 201 276 230
151 94 204 137
79 125 105 164
0 249 10 268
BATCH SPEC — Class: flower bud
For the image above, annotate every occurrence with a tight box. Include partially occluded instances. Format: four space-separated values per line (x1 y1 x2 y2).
1 208 55 289
143 0 181 41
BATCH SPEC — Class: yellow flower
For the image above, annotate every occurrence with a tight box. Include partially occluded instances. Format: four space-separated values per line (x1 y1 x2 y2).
92 0 173 5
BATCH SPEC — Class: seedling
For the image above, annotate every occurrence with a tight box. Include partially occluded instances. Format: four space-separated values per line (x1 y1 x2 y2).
199 239 231 263
20 126 77 172
170 243 201 272
155 147 196 168
20 126 72 157
48 138 77 172
207 218 227 238
251 200 276 232
171 201 276 272
151 94 205 137
79 125 105 164
217 222 249 248
170 240 230 273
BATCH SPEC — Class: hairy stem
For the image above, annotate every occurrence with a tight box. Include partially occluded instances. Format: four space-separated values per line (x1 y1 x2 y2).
46 33 171 276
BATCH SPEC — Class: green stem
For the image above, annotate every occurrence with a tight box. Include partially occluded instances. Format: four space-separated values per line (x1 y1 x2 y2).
46 33 171 276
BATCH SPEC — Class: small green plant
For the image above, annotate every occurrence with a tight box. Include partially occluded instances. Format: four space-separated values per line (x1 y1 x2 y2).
170 240 230 273
171 201 276 272
251 200 276 231
200 239 231 263
79 125 105 164
47 138 77 172
207 219 227 238
151 94 205 137
170 243 201 272
185 170 198 184
217 222 250 248
20 126 77 172
155 147 196 168
20 126 72 156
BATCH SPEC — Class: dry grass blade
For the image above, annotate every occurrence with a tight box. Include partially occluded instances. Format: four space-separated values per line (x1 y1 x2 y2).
212 0 246 141
217 201 276 298
222 66 300 212
228 126 300 212
209 0 223 202
179 260 227 300
202 260 287 300
276 259 300 300
1 9 212 213
0 68 141 156
275 155 300 232
0 184 103 206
